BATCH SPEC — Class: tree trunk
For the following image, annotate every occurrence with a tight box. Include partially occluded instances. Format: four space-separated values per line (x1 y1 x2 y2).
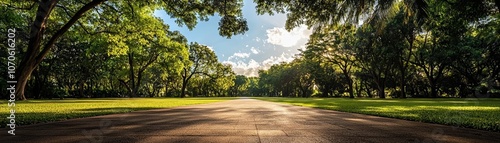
128 53 136 97
322 88 328 97
430 84 438 98
378 78 386 98
399 74 406 98
180 81 187 98
16 65 36 100
33 67 42 99
378 86 386 99
79 80 84 98
459 84 467 98
348 81 354 98
135 70 143 97
342 69 354 98
15 0 106 100
16 0 57 100
302 87 307 98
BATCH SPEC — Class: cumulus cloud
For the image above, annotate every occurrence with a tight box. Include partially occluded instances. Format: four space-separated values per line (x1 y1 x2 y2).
228 52 250 60
233 52 250 58
262 53 295 70
250 47 260 54
223 59 261 77
265 25 312 47
224 53 295 77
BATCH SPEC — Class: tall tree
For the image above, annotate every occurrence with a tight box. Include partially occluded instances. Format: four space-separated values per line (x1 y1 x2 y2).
108 8 187 97
305 24 357 98
180 43 218 98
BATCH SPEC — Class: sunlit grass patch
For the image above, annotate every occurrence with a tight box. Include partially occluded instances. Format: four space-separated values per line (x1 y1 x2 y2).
255 97 500 132
0 97 234 127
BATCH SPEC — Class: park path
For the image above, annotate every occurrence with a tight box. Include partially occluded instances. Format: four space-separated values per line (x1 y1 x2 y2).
2 98 500 143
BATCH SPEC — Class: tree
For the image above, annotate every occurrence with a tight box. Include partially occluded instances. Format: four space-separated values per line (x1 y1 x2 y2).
108 8 187 97
303 59 341 97
210 63 236 97
246 77 262 96
354 24 395 98
305 24 357 98
232 75 249 96
410 0 491 98
290 59 314 97
4 0 249 100
180 43 218 98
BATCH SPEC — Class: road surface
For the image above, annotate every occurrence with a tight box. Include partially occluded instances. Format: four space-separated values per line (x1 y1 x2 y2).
2 98 499 143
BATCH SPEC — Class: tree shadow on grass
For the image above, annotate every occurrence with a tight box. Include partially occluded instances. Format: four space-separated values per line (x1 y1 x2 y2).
259 98 500 132
1 105 246 143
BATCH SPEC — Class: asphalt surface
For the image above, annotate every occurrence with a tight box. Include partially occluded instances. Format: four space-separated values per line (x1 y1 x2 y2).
2 98 499 143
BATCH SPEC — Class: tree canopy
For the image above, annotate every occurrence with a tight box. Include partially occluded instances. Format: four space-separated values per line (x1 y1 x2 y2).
1 0 249 100
245 0 500 98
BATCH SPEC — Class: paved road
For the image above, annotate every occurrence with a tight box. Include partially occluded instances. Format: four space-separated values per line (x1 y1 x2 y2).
2 98 500 143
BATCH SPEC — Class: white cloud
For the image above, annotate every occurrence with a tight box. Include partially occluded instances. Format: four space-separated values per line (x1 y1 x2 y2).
245 45 249 48
299 45 306 51
233 52 250 58
262 53 294 70
224 53 295 77
223 59 261 77
228 52 250 60
250 47 260 54
265 25 312 47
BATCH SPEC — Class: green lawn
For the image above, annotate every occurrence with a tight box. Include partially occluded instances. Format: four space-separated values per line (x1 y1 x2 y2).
0 98 234 128
255 97 500 132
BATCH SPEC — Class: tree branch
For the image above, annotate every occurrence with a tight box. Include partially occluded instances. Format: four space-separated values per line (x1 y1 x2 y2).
35 0 107 65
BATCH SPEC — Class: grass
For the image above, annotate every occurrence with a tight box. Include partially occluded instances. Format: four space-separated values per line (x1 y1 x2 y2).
0 97 234 128
255 97 500 132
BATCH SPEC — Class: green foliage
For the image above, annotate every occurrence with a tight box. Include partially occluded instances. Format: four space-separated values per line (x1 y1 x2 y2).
255 0 500 98
1 0 252 100
0 0 250 99
257 97 500 132
2 0 499 99
255 0 381 30
255 58 314 97
181 43 236 97
231 75 249 96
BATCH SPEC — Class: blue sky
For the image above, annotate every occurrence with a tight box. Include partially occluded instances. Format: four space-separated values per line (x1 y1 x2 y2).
154 0 312 77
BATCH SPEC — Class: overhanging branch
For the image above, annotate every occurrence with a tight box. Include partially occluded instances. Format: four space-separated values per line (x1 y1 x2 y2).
35 0 107 65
